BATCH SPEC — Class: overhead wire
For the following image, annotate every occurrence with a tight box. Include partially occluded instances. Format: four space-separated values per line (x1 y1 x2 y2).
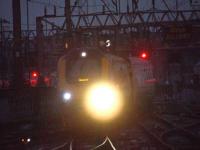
28 0 65 8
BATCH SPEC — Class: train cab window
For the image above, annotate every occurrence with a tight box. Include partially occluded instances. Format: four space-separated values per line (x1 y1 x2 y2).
65 49 101 82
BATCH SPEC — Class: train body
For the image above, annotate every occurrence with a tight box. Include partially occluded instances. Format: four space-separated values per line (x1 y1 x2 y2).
129 56 155 112
57 47 155 127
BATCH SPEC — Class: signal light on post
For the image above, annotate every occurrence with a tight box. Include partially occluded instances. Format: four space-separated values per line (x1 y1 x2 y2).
30 71 39 87
140 52 148 59
31 71 39 78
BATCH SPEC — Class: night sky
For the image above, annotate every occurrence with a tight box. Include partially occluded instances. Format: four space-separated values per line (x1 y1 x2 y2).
0 0 192 30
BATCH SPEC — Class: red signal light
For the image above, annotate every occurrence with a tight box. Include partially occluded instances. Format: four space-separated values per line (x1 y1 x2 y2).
31 71 39 78
140 52 148 59
30 71 39 87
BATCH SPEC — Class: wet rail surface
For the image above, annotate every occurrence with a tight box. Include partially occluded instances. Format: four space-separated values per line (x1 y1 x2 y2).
137 115 200 150
1 90 200 149
1 112 200 150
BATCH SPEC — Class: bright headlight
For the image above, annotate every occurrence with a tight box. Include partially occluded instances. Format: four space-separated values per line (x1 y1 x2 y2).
84 82 123 121
63 92 71 102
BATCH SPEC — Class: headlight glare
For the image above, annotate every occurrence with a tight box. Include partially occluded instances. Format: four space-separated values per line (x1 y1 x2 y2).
63 92 71 102
84 82 123 121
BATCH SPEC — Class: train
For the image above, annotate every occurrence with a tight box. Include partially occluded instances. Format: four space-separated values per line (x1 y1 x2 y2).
57 47 155 128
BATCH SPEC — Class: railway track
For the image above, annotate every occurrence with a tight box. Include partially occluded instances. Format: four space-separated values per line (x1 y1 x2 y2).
138 114 200 150
143 100 200 150
1 117 200 150
1 100 200 150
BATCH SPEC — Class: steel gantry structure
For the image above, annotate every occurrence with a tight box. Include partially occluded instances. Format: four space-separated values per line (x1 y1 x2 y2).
0 0 200 87
36 0 200 34
35 0 200 53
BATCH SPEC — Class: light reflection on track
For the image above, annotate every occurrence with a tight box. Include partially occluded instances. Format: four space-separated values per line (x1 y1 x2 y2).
2 102 200 149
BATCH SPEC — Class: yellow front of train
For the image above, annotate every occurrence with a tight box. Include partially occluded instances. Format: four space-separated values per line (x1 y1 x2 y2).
57 48 131 126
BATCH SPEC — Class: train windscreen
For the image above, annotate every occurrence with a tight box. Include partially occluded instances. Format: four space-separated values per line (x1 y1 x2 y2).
65 50 101 82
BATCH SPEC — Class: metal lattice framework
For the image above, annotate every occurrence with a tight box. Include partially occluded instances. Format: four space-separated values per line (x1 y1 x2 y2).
1 0 200 39
35 0 200 35
32 0 200 75
1 0 200 80
38 10 200 31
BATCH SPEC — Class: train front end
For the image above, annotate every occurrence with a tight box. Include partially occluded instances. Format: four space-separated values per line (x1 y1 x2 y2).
57 48 128 128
